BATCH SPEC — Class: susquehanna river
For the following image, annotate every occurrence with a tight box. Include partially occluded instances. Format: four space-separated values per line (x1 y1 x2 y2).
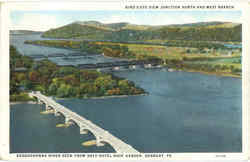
10 34 242 153
10 69 242 153
10 34 126 66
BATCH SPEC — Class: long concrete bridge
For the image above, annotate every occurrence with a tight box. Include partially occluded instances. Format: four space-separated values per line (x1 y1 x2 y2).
29 91 139 153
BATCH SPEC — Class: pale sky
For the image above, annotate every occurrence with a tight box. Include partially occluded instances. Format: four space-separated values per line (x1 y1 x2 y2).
10 11 242 31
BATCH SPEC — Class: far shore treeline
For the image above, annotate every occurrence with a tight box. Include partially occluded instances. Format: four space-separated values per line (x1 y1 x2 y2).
10 46 146 102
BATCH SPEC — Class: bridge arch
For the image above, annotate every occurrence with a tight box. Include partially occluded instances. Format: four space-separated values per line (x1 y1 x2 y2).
54 110 67 120
54 109 63 116
79 127 103 145
66 118 81 128
46 105 54 110
39 99 45 104
98 139 119 151
32 96 43 104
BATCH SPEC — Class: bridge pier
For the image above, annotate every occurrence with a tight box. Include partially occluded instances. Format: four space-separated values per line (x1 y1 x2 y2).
37 99 42 104
54 110 60 117
80 126 88 134
113 66 120 71
45 104 50 111
65 116 73 125
96 136 105 147
129 65 137 69
65 116 70 124
144 64 152 68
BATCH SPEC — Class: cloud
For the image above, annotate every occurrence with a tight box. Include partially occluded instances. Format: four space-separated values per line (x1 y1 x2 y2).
11 13 59 31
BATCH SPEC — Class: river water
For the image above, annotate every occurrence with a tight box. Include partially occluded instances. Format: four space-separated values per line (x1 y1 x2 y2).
10 34 242 153
10 34 124 66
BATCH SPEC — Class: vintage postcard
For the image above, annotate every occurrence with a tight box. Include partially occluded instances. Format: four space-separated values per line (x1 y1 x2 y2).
0 0 249 160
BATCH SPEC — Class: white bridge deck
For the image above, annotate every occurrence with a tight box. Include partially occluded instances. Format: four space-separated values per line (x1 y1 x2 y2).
29 92 139 153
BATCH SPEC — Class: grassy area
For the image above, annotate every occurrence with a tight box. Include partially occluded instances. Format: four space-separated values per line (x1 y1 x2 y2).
84 41 241 61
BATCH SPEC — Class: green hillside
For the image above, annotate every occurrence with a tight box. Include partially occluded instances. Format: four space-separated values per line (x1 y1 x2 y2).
42 23 113 39
42 21 242 42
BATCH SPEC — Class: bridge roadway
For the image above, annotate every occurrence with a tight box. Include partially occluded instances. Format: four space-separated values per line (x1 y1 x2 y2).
29 91 139 153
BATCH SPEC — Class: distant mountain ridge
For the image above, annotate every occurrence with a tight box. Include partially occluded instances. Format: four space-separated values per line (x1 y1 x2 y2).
166 21 239 28
42 21 242 42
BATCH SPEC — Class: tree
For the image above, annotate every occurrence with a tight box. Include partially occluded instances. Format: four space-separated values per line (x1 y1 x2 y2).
10 80 19 95
48 83 57 95
29 71 40 82
16 73 26 83
56 84 70 98
63 74 79 86
56 67 77 77
186 49 191 54
80 70 99 81
20 80 32 90
94 75 116 91
118 80 130 94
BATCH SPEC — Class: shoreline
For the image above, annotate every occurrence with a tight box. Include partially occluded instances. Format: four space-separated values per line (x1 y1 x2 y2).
85 93 148 99
10 93 149 105
55 93 149 100
10 101 37 105
178 68 241 78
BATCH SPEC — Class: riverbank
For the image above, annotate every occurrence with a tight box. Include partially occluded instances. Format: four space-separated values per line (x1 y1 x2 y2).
169 67 241 78
84 93 148 99
11 93 149 105
55 93 149 100
10 101 36 105
185 69 241 78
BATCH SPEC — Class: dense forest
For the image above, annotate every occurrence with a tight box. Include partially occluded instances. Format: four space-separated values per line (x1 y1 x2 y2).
42 21 242 42
10 46 146 102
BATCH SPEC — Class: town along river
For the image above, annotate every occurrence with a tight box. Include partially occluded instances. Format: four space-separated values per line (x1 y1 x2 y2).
10 34 242 153
10 69 242 153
